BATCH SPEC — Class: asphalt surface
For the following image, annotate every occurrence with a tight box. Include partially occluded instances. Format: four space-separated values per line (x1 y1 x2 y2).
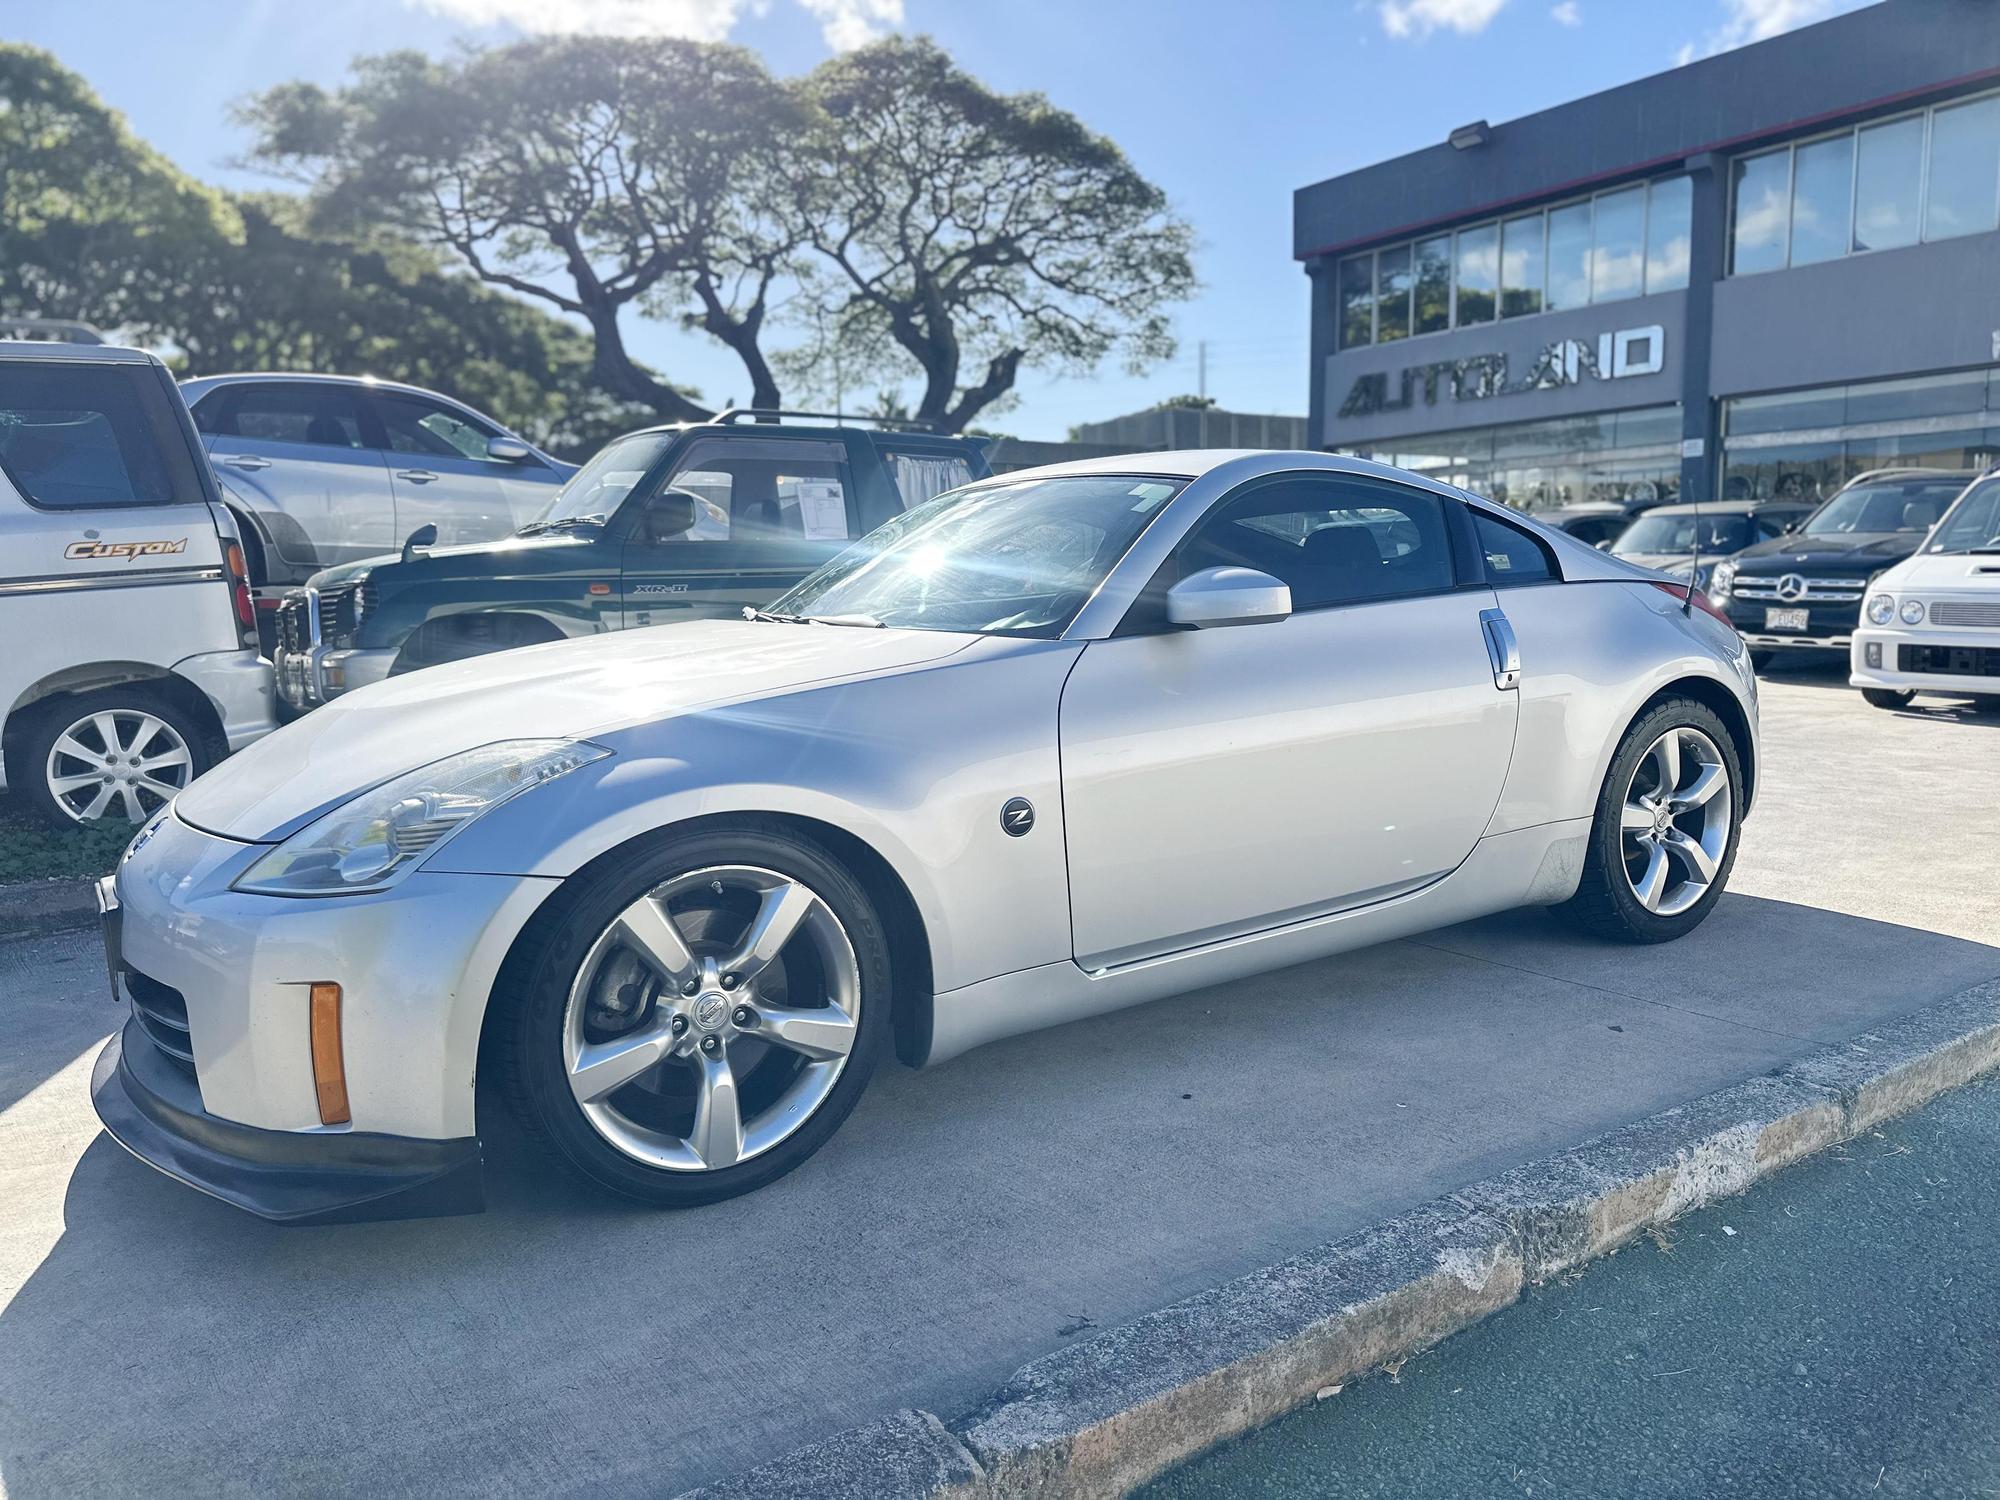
2 663 1998 1496
1146 1073 2000 1500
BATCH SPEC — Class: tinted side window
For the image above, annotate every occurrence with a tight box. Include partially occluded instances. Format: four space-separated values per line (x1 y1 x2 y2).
1475 509 1559 586
880 449 974 508
375 392 508 463
0 362 204 510
204 384 367 449
1180 475 1458 611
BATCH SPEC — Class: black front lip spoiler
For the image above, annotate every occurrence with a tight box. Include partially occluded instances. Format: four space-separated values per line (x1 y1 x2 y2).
91 1021 484 1226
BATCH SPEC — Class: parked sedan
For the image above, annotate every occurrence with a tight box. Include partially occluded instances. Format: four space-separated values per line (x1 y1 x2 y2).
1607 499 1815 592
93 451 1757 1223
1852 471 2000 708
180 373 574 586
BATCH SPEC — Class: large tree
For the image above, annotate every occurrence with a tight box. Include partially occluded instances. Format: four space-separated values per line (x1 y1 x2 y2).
240 38 805 421
785 37 1195 432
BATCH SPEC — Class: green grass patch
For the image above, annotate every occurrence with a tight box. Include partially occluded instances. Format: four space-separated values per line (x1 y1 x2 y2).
0 798 132 884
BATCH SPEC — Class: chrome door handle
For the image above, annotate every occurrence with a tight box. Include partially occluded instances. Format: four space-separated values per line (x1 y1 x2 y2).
1479 608 1521 691
396 469 439 484
221 454 271 470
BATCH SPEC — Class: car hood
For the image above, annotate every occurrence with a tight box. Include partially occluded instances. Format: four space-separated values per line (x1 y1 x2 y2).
307 531 598 590
176 619 982 842
1871 550 2000 592
1727 531 1919 573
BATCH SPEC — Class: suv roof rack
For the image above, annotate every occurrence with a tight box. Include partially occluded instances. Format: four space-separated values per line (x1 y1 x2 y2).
712 407 948 435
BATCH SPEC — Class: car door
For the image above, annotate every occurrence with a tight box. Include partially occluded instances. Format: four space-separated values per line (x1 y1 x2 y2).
370 389 563 549
1058 472 1520 969
194 381 392 571
618 435 860 627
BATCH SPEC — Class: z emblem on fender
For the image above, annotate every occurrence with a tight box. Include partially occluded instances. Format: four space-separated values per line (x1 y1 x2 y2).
65 538 189 562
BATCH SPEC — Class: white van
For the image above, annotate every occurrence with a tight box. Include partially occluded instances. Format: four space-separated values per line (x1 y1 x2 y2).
0 342 276 825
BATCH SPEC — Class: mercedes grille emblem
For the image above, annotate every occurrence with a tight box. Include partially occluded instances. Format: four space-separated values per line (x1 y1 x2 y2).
1775 573 1807 602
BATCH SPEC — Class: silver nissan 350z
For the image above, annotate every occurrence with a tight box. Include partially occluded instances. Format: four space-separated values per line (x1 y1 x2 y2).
93 451 1757 1223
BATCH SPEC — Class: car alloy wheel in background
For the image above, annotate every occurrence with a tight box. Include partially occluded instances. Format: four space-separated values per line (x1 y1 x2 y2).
562 865 862 1173
24 687 211 827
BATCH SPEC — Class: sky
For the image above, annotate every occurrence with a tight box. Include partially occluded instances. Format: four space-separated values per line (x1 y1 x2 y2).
7 0 1876 438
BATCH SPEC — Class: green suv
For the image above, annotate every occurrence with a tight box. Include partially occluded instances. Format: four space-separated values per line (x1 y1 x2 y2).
271 412 990 710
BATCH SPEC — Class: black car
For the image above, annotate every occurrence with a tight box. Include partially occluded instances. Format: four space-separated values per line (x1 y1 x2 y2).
271 410 991 710
1606 498 1816 591
1710 468 1975 668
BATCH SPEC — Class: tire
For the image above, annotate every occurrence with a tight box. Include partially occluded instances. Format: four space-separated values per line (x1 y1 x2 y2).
1861 688 1915 710
1747 651 1773 672
1556 697 1744 944
495 823 892 1207
16 684 216 828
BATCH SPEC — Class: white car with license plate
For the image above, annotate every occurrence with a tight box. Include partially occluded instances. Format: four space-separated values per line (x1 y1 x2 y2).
1852 473 2000 708
93 451 1759 1223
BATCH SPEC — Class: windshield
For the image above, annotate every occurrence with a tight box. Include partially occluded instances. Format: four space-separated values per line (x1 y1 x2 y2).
1802 480 1965 536
1930 481 2000 553
768 473 1186 637
530 431 676 528
1612 513 1754 556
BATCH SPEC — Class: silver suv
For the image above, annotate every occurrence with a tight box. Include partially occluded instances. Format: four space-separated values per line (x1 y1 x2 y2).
179 373 574 586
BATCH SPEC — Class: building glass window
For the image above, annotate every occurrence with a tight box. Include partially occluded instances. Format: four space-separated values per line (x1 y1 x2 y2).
1788 133 1855 265
1454 223 1499 325
1852 114 1924 251
1544 200 1593 311
1589 186 1647 302
1342 404 1683 512
1731 150 1792 274
1338 255 1375 350
1413 236 1452 334
1645 174 1692 292
1500 213 1545 318
1721 366 2000 502
1924 94 2000 241
1375 243 1413 342
1730 89 2000 274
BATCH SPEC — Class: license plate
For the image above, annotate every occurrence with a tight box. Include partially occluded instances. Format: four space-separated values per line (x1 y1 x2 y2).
1764 607 1810 631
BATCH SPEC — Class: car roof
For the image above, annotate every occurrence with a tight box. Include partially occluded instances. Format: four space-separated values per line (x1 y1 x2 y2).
177 370 461 401
0 339 160 366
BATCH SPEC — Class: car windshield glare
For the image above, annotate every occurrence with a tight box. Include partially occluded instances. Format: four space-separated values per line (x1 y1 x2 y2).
1930 481 2000 553
1612 514 1753 555
769 473 1187 637
532 431 676 528
1802 481 1965 536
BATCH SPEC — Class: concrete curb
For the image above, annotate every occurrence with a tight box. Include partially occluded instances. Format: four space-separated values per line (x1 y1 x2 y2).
0 878 100 942
676 976 2000 1500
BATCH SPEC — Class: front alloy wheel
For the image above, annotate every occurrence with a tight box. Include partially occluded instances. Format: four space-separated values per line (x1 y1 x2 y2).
500 827 890 1206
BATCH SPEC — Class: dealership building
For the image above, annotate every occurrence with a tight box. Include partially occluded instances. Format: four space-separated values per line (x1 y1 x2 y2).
1297 0 2000 511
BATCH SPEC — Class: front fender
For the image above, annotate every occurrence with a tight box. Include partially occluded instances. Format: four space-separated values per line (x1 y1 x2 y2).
427 639 1085 996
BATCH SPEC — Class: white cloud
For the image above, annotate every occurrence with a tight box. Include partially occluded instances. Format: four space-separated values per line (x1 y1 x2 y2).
1550 0 1581 26
1379 0 1508 40
410 0 901 49
798 0 904 50
1677 0 1866 62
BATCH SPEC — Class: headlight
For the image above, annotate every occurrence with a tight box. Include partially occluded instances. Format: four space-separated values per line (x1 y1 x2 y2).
1899 598 1925 625
1710 562 1736 598
1867 594 1896 625
233 739 610 896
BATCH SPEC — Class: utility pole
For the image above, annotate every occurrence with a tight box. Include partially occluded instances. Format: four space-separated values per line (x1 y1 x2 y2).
1198 339 1208 401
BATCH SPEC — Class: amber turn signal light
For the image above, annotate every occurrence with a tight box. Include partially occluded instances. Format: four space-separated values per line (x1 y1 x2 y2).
309 982 351 1125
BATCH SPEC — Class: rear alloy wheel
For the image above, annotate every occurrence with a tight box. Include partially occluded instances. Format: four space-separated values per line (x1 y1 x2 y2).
1558 698 1742 943
1861 688 1915 710
501 828 890 1206
21 687 211 827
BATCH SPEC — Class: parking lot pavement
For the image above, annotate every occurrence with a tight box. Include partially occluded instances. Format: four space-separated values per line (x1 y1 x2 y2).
2 666 1997 1497
1143 1071 2000 1500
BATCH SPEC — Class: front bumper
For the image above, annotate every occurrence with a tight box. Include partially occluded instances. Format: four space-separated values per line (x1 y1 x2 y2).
92 1021 483 1225
1851 628 2000 695
272 584 394 710
98 809 559 1221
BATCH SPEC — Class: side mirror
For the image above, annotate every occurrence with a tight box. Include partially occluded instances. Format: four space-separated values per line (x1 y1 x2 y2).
642 488 700 543
1782 520 1799 534
400 522 438 561
1595 538 1613 550
1165 566 1292 629
486 435 532 463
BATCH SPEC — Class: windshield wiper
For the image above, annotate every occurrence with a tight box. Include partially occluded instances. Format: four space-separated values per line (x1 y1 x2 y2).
812 613 885 628
743 607 810 624
519 514 607 535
